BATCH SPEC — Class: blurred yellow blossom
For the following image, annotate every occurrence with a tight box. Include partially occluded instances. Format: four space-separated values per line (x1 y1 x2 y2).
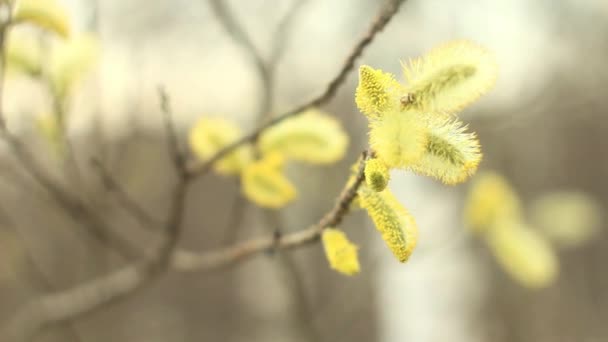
241 153 296 208
259 109 348 164
530 191 602 248
189 117 253 175
486 221 559 288
464 171 522 233
13 0 71 38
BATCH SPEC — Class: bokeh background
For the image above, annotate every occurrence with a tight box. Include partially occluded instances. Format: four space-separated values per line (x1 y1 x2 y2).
1 0 607 341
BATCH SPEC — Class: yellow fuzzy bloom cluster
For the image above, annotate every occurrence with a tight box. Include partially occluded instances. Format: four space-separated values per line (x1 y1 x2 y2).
358 185 418 262
353 40 496 264
12 0 71 38
409 116 482 185
356 40 496 187
321 228 361 276
189 109 348 209
368 109 427 169
355 66 403 119
464 171 561 289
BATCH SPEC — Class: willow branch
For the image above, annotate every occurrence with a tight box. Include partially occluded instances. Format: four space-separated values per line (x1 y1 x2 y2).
210 0 309 122
1 150 369 341
174 149 369 272
186 0 407 176
151 88 192 271
91 158 164 229
0 206 83 342
0 133 141 259
158 87 188 177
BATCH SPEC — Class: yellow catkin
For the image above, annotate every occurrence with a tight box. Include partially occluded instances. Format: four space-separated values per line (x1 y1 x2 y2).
464 171 522 234
530 191 602 248
13 0 71 38
368 109 427 169
358 185 418 262
258 109 348 164
49 34 99 98
241 153 296 208
321 228 361 276
401 40 498 113
189 117 253 175
5 30 43 76
355 65 403 118
364 158 390 192
409 116 482 185
486 221 559 289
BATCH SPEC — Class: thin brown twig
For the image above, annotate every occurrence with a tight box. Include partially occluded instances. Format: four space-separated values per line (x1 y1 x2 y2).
261 0 310 123
275 249 324 342
208 0 272 120
220 188 248 245
90 158 164 229
187 0 407 177
46 73 89 203
208 0 311 133
268 0 310 70
151 88 192 271
85 90 190 257
0 129 141 259
261 206 322 339
158 86 188 176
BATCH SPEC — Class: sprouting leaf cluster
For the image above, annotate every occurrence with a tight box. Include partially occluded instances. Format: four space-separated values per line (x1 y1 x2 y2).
328 40 498 271
357 40 497 186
